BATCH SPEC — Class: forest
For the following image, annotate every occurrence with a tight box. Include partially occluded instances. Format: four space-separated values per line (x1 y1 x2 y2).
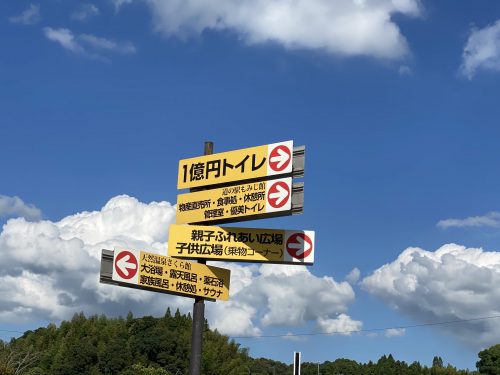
0 310 497 375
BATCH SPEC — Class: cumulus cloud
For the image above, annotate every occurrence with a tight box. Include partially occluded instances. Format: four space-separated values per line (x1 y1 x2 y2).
345 267 361 284
0 195 178 324
437 212 500 229
385 328 405 337
71 4 100 21
460 20 500 79
316 314 362 335
219 263 357 335
0 195 42 221
43 28 135 60
0 195 359 337
361 243 500 347
116 0 421 59
9 4 40 25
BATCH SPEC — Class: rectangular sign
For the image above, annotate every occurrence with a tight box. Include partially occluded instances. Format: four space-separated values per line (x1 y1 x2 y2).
177 140 294 189
168 224 315 264
107 249 230 301
176 177 297 225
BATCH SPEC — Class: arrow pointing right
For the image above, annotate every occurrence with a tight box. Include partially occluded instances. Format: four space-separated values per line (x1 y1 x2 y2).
287 236 311 257
270 147 290 169
268 183 289 206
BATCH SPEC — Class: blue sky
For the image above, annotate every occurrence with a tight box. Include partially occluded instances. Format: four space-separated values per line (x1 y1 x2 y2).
2 0 500 370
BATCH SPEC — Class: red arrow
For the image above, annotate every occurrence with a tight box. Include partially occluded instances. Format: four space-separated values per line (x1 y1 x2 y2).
269 145 291 172
286 233 313 259
267 181 290 209
115 251 138 279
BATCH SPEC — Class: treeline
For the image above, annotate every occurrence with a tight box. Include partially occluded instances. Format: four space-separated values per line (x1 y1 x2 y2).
0 310 494 374
300 356 478 375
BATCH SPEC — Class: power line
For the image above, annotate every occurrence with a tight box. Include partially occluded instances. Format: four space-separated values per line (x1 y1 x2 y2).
2 314 500 339
230 314 500 339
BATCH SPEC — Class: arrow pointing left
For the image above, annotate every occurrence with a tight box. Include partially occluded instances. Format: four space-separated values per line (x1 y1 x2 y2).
117 254 137 276
114 250 139 280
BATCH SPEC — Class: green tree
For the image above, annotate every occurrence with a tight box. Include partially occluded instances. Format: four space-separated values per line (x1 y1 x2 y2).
120 363 171 375
477 345 500 375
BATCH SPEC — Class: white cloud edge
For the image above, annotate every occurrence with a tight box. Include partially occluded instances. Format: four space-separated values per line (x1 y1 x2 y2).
460 19 500 79
385 327 405 337
0 195 42 221
9 3 40 25
43 27 136 60
361 243 500 347
71 4 100 21
114 0 422 60
437 212 500 229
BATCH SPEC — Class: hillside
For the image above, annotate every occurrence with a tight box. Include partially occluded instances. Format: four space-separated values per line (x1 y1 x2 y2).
0 311 484 374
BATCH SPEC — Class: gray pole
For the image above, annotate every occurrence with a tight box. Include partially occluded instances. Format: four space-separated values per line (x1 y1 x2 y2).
188 141 213 375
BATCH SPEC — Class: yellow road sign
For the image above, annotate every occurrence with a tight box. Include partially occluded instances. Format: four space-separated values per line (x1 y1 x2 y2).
177 140 293 189
168 224 315 265
111 248 230 301
176 177 293 224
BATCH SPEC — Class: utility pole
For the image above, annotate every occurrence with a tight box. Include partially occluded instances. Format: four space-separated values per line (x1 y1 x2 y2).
188 141 213 375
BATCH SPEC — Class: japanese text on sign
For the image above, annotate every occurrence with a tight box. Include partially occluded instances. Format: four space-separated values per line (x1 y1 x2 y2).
168 224 315 264
112 249 230 300
176 178 292 225
177 141 293 189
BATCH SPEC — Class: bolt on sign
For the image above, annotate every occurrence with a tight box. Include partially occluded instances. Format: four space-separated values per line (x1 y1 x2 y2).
177 140 293 189
176 177 294 225
168 224 315 265
110 248 230 301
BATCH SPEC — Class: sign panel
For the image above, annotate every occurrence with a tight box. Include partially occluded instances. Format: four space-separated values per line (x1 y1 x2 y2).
168 224 315 264
177 141 293 189
111 249 230 301
176 178 293 224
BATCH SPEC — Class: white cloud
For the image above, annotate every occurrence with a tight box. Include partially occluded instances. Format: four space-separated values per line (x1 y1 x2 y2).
112 0 134 12
437 212 500 229
208 263 358 335
316 314 362 335
398 65 412 75
80 34 136 54
116 0 421 59
460 20 500 79
282 332 306 341
0 195 42 221
43 27 85 54
43 28 136 59
0 195 177 323
0 195 359 337
385 328 405 337
9 4 40 25
71 4 100 21
345 267 360 284
361 243 500 347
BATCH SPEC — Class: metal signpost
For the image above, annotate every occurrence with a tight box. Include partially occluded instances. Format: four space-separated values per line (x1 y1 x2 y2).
99 140 312 375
